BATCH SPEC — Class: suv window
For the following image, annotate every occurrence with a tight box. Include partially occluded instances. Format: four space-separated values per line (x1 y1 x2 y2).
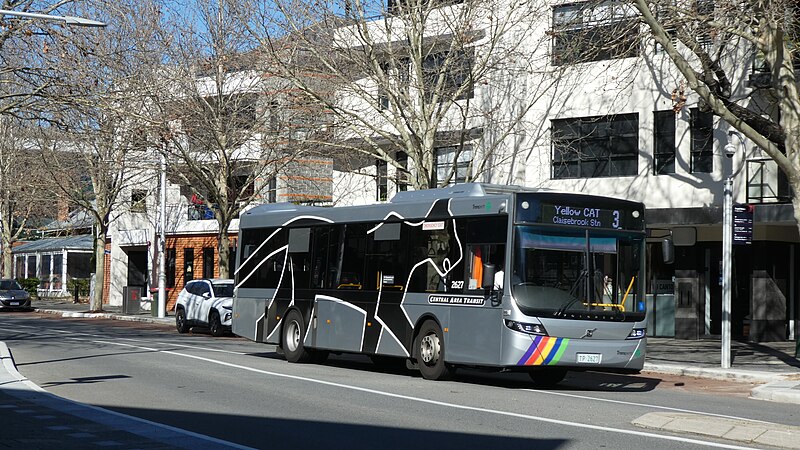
195 282 211 297
212 283 234 297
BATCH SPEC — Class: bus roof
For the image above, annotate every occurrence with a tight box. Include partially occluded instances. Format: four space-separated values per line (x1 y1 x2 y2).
239 183 641 230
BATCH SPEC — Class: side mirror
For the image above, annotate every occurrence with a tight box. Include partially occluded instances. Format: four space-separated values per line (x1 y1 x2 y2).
662 238 675 265
481 263 496 290
202 291 211 299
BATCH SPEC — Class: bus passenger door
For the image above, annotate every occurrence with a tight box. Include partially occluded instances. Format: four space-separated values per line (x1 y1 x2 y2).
446 242 504 365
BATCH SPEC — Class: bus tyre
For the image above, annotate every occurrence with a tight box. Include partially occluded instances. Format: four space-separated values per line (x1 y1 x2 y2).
176 308 189 334
282 310 312 363
209 311 224 337
529 368 568 387
415 320 453 381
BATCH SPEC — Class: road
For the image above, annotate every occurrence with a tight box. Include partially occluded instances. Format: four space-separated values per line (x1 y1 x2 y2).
1 311 797 449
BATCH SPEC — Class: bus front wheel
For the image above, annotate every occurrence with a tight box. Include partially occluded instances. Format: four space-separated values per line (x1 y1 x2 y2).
282 310 312 363
415 320 453 381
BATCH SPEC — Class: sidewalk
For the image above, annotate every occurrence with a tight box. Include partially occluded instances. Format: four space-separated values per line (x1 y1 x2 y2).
6 297 800 449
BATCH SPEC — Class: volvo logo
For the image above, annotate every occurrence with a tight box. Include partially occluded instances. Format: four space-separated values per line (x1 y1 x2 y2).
580 328 597 339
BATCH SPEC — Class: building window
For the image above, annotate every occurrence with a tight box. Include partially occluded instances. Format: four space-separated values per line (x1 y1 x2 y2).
203 247 215 279
395 151 408 192
434 146 472 187
422 48 474 101
228 174 254 202
166 248 176 288
653 110 676 175
264 176 277 203
551 1 639 66
376 159 388 201
378 62 391 110
694 0 714 50
184 248 194 284
552 113 639 179
131 189 147 213
228 246 236 276
690 108 713 173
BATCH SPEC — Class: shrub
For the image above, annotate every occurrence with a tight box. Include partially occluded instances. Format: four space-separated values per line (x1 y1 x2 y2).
67 278 91 296
18 278 39 298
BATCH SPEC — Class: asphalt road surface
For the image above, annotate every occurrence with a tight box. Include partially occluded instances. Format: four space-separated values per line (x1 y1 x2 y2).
2 311 798 449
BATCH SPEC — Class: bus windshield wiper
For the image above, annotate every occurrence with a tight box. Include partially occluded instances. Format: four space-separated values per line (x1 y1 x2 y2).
555 270 587 316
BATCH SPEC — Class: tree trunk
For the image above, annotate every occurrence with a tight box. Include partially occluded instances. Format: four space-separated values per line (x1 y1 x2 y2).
90 231 106 312
218 230 230 279
1 237 11 278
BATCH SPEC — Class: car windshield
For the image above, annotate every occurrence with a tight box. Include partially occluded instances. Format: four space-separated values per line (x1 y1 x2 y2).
511 227 645 322
212 283 234 297
0 280 21 290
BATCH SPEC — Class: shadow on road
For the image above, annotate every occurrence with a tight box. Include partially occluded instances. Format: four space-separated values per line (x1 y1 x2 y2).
248 351 661 393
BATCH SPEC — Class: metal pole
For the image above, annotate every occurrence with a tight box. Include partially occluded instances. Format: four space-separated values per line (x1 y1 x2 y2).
721 177 733 368
157 153 167 318
0 9 107 27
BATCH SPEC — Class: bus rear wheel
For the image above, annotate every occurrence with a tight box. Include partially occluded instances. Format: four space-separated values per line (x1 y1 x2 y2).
529 368 568 387
415 320 453 381
282 310 312 363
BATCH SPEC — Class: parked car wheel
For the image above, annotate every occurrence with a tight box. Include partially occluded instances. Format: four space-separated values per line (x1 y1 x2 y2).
176 307 189 333
209 310 224 337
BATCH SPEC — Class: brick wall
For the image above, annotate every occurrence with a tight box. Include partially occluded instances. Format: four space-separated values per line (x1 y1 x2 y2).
164 234 237 311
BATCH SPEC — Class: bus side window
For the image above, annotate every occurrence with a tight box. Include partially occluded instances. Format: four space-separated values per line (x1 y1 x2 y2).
338 224 368 290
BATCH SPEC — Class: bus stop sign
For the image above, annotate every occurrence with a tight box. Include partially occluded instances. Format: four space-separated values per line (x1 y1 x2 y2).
733 204 754 245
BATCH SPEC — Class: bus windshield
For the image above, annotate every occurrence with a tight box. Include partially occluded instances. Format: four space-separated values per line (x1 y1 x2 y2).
511 226 645 321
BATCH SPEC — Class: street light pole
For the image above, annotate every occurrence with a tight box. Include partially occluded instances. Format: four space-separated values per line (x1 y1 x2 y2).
722 131 746 368
157 152 167 319
0 9 107 27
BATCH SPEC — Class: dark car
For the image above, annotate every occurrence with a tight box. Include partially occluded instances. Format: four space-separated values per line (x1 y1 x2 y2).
0 279 32 310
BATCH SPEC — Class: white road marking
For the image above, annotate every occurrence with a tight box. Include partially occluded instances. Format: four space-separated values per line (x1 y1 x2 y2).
85 338 754 449
523 389 770 423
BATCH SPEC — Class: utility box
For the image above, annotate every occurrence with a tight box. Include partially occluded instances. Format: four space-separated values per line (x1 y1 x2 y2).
122 286 142 314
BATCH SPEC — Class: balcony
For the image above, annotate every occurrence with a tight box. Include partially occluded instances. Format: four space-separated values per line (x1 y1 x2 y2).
746 158 791 204
188 204 215 220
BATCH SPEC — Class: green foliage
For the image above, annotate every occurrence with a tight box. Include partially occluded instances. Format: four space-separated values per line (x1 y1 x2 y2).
18 278 39 298
67 278 91 296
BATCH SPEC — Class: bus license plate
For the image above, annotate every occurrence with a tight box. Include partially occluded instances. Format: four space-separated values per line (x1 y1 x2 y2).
576 353 601 364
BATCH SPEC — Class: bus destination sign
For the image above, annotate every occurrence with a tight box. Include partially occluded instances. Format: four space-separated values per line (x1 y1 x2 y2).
541 204 622 229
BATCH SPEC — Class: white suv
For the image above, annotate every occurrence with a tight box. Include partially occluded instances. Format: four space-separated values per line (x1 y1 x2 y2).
175 279 234 337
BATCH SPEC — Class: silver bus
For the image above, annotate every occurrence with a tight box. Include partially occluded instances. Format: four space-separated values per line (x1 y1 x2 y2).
232 183 648 385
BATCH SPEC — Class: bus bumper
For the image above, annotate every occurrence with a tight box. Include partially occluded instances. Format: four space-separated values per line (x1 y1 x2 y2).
503 332 646 372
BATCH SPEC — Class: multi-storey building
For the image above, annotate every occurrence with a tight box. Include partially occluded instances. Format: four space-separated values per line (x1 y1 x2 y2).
316 0 798 343
104 0 797 342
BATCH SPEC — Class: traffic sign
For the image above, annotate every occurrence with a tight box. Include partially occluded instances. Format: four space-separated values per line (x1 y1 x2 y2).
732 203 753 245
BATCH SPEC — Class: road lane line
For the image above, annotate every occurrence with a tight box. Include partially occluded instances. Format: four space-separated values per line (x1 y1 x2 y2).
88 339 754 449
522 389 771 423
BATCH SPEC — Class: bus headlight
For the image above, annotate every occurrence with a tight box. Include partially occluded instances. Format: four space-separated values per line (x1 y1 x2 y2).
505 320 548 336
627 328 646 339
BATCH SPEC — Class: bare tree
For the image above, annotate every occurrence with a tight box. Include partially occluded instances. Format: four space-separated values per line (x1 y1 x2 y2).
149 1 325 278
0 1 83 278
0 119 56 277
239 0 562 190
33 0 165 310
633 0 800 235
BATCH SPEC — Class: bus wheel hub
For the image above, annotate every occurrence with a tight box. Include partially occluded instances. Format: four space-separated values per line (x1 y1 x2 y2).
420 334 440 364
